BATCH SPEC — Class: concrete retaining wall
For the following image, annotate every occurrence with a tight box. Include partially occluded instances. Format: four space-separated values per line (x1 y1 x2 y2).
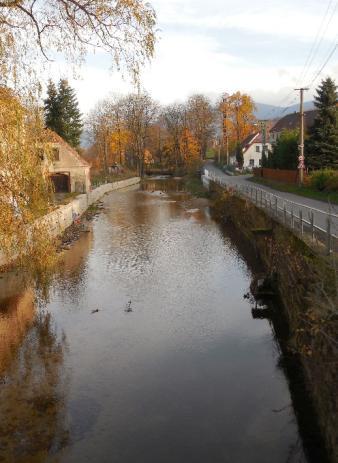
0 177 140 268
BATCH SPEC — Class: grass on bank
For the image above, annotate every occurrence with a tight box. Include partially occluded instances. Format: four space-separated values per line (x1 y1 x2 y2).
184 174 210 198
248 176 338 205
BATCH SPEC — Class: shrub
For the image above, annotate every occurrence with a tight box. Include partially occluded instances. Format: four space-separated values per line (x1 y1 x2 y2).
309 169 338 192
325 174 338 192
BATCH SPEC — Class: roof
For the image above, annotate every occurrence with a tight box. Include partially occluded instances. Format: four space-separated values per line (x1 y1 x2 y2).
45 129 90 167
229 132 270 157
271 109 318 133
241 132 260 147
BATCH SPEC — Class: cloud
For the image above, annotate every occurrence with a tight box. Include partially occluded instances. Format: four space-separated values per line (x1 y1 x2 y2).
44 0 338 113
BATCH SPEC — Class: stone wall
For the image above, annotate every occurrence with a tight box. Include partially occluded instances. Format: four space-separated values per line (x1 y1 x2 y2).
0 177 140 267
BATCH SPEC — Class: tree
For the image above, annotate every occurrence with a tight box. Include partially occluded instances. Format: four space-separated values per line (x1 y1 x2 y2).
162 104 184 167
86 99 114 174
44 79 82 148
111 128 130 165
267 129 299 169
186 94 214 159
0 87 54 266
306 77 338 170
55 79 82 148
223 92 256 168
179 128 200 171
44 80 59 133
0 0 156 85
122 93 158 176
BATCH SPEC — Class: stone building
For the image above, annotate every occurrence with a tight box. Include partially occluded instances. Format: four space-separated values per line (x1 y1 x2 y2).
46 130 91 193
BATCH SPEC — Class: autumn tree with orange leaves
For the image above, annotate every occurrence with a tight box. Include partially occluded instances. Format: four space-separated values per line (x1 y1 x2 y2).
186 94 215 160
179 128 200 171
220 92 256 167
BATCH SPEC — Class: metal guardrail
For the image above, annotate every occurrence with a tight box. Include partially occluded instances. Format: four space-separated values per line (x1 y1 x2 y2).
204 170 338 255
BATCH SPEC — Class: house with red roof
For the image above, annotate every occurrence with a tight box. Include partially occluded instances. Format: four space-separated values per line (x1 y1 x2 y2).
230 132 272 169
270 109 317 144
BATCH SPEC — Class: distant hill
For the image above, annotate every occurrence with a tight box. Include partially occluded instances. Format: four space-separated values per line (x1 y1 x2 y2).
254 101 315 120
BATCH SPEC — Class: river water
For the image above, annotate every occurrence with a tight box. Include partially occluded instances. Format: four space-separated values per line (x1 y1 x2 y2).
0 178 326 463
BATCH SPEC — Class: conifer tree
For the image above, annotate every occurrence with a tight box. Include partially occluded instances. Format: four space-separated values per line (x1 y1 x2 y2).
306 77 338 169
44 80 60 134
44 79 83 148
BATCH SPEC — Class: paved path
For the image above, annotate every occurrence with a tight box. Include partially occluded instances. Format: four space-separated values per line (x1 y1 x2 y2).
204 162 338 237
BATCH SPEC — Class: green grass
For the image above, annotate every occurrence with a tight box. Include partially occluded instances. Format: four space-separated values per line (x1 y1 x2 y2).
205 148 217 160
184 174 210 198
248 176 338 205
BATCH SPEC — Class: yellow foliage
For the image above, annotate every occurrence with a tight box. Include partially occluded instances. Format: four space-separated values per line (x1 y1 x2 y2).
220 91 256 145
180 128 200 169
110 129 131 164
0 86 55 267
144 149 154 165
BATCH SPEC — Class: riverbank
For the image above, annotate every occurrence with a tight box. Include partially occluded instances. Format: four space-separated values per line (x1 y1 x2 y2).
211 184 338 463
0 177 141 270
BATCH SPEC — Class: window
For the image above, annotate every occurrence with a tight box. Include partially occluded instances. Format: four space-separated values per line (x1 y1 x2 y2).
52 147 60 161
259 159 262 166
249 159 255 166
255 145 260 152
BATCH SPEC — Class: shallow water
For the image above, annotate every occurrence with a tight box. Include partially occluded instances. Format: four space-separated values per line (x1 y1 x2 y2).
0 178 325 463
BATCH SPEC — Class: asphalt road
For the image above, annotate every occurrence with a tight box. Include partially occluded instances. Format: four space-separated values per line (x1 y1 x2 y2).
204 162 338 237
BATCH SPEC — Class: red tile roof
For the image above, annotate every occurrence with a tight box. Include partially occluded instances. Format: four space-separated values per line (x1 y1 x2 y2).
271 109 317 133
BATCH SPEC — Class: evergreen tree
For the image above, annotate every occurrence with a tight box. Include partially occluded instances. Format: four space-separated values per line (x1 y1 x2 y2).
44 79 83 148
44 80 60 134
306 77 338 169
236 143 244 168
268 129 299 169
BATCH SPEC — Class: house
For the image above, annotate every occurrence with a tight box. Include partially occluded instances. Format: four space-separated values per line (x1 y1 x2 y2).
46 130 91 193
230 132 272 169
270 109 317 144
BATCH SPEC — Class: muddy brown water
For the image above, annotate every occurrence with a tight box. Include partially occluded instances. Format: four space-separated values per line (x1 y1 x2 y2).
0 178 328 463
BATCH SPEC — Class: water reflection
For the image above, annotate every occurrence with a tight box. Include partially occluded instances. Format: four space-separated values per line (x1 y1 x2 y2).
0 178 328 463
0 290 68 463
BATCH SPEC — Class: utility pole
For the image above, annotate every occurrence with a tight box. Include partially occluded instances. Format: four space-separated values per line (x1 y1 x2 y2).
221 93 229 165
258 120 268 164
294 87 309 185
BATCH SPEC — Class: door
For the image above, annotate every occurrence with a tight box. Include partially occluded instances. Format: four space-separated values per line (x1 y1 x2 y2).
50 173 70 193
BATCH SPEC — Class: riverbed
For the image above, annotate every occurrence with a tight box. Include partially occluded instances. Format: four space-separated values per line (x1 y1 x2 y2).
0 178 326 463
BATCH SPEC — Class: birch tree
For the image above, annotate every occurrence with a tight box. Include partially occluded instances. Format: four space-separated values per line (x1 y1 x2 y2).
0 0 156 85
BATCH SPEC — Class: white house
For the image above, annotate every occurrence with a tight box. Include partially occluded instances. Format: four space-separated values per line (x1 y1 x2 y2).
230 132 272 169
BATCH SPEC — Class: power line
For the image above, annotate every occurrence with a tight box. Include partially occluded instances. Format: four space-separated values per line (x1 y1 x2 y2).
299 1 337 85
308 42 338 87
260 2 337 121
298 0 334 84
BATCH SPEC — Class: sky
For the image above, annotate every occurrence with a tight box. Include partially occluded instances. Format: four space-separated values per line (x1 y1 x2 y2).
48 0 338 115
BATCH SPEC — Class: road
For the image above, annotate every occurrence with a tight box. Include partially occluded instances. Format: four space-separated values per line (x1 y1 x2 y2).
204 162 338 237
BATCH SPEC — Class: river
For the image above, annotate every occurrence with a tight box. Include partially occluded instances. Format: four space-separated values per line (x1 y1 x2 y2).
0 177 327 463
